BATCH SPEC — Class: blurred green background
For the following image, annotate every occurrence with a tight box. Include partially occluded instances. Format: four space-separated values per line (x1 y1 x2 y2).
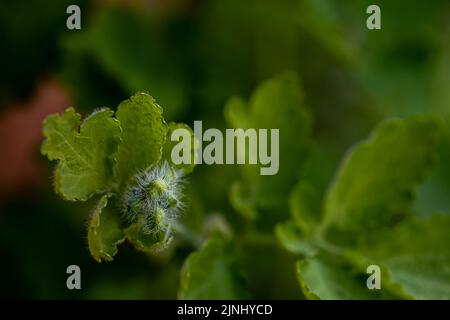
0 0 449 299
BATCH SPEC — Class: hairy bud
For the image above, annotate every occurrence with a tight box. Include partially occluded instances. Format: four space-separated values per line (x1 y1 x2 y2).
122 161 184 235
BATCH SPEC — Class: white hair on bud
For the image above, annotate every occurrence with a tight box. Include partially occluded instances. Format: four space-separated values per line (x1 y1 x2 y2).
122 161 184 235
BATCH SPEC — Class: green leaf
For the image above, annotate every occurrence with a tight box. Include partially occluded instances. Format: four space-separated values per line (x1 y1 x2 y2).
357 215 450 299
87 195 125 262
229 182 258 221
275 222 410 299
289 181 321 235
281 115 446 299
224 96 252 129
324 115 442 232
296 253 387 300
41 108 121 201
178 236 249 299
225 72 312 219
282 145 339 240
124 223 172 254
275 221 317 257
115 93 168 187
162 122 198 175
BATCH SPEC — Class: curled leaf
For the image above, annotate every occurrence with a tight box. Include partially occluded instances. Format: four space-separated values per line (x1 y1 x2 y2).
88 195 125 262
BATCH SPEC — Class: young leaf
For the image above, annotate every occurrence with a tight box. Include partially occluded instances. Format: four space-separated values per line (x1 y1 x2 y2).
324 115 442 232
124 223 173 254
115 93 168 187
225 72 312 220
41 108 121 201
275 221 317 257
87 195 125 262
162 122 197 175
178 236 249 299
229 182 258 221
289 181 321 235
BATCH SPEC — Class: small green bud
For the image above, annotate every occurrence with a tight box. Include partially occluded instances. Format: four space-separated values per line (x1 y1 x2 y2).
122 161 184 235
147 178 167 198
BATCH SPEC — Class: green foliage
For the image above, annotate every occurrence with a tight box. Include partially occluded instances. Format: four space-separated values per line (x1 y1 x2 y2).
178 235 249 300
296 254 385 300
87 195 125 262
289 181 321 235
123 223 171 255
115 93 168 188
225 72 312 223
42 93 195 262
357 214 450 299
4 0 450 300
324 115 442 232
41 80 449 299
277 115 450 299
163 122 197 175
41 108 121 201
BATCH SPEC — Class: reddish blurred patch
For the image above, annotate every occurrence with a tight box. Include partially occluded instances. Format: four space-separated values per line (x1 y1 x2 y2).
0 78 70 197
